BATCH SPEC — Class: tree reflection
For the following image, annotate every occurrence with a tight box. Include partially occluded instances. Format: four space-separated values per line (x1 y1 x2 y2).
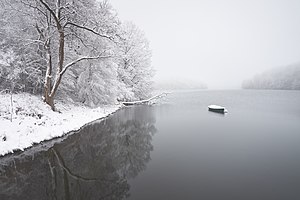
0 105 156 200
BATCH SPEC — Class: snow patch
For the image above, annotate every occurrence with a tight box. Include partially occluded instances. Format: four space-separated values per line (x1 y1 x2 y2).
0 93 121 156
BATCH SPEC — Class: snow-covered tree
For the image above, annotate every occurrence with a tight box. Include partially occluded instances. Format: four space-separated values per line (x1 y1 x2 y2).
74 60 119 106
1 0 155 109
59 1 123 106
116 22 154 101
0 1 45 94
1 0 118 110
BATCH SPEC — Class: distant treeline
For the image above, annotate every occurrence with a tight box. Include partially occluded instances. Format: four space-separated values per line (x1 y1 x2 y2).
242 64 300 90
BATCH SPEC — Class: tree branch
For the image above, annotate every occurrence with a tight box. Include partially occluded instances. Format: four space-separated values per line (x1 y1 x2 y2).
122 93 169 106
65 32 91 49
20 0 47 17
60 54 112 76
64 22 113 40
39 0 61 29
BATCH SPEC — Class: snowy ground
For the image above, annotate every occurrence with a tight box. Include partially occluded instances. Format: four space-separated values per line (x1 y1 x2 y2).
0 93 121 156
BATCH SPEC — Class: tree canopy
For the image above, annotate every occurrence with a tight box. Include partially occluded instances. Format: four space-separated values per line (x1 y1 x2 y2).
0 0 154 109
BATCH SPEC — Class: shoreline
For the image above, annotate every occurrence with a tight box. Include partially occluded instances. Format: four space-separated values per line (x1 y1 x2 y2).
0 93 122 156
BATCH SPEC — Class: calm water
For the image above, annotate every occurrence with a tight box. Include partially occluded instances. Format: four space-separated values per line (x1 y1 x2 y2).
1 90 300 200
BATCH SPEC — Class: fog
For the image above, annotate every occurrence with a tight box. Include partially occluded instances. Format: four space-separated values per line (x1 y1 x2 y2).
110 0 300 89
242 63 300 90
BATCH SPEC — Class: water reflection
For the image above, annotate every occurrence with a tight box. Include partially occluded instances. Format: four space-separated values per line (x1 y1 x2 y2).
0 106 156 200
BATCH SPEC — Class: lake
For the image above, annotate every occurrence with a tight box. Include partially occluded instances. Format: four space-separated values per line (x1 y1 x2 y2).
1 90 300 200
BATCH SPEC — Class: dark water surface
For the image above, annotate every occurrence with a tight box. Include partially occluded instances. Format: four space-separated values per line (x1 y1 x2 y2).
1 90 300 200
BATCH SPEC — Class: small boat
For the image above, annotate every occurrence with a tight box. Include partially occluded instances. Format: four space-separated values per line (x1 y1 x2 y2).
208 105 228 114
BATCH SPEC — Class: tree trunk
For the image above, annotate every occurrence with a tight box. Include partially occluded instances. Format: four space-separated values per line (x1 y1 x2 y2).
44 93 55 111
45 29 64 111
44 39 54 110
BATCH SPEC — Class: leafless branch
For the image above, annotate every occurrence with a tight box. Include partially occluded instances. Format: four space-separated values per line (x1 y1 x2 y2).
65 32 91 49
20 0 47 17
60 53 112 76
64 22 113 40
39 0 61 29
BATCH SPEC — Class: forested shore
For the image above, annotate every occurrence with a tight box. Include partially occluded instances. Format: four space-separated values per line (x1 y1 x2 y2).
0 0 154 110
0 0 154 156
242 64 300 90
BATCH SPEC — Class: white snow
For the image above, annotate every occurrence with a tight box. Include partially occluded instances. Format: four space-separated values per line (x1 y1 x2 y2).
208 105 228 113
208 105 225 109
0 93 121 156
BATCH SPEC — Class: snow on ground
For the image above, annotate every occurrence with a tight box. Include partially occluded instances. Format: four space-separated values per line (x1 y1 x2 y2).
0 93 121 156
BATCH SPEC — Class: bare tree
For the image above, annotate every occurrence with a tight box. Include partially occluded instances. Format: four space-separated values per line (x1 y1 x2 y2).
3 0 118 110
1 1 155 109
37 0 119 110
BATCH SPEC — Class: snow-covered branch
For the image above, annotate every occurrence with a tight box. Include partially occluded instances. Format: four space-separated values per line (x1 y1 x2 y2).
64 22 113 40
60 54 112 76
20 0 47 17
39 0 61 29
122 93 169 106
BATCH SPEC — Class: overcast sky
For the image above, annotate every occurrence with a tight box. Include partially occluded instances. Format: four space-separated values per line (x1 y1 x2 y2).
109 0 300 89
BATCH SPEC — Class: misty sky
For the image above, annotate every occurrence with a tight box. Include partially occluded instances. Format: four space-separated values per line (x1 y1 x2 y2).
110 0 300 89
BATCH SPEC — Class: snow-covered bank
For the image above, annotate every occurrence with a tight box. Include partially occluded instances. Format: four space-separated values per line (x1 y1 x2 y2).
0 93 121 156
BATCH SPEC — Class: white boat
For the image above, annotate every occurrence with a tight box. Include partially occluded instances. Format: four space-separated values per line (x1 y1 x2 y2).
208 105 228 113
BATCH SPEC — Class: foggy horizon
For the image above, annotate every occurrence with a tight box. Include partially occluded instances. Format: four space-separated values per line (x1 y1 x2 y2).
110 0 300 89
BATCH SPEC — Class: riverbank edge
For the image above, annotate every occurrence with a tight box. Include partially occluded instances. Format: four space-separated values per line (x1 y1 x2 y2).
0 107 123 161
0 93 123 157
